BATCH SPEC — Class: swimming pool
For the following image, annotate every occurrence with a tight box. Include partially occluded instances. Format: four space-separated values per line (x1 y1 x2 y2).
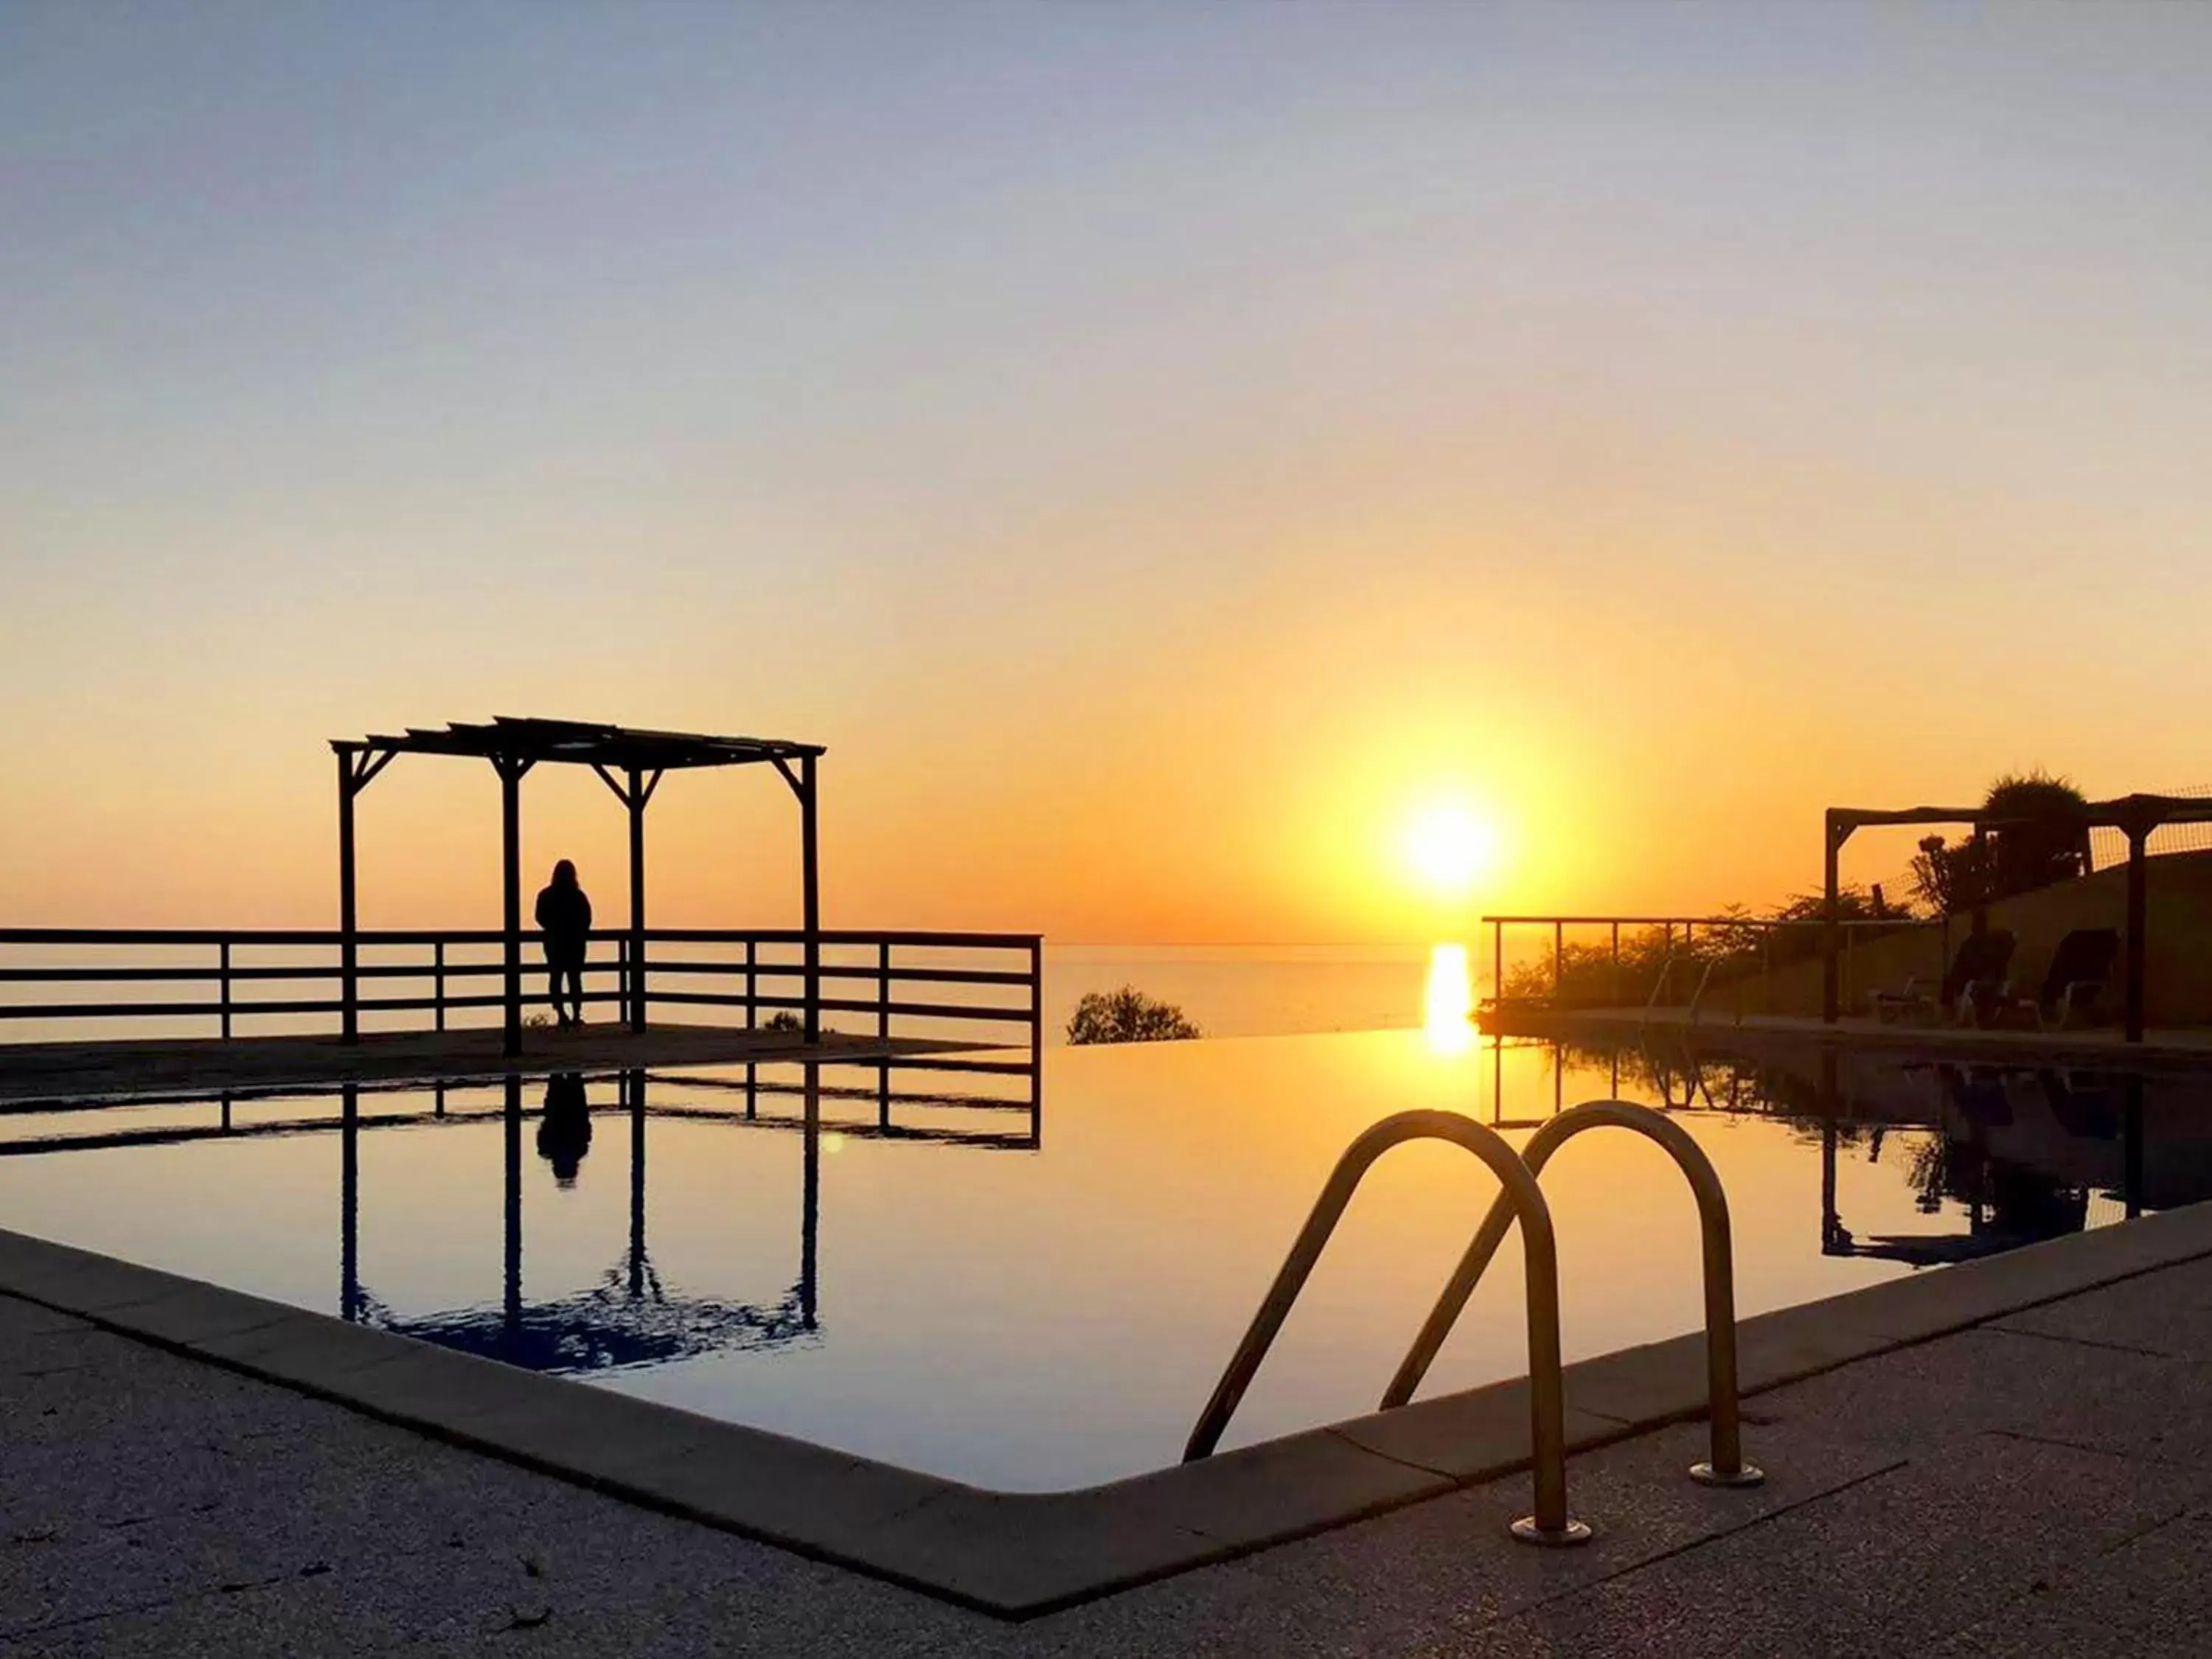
0 1029 2199 1489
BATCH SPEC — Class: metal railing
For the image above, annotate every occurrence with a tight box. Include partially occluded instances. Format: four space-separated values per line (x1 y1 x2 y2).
0 926 1043 1055
1484 913 1945 1016
1182 1109 1591 1547
1382 1099 1763 1488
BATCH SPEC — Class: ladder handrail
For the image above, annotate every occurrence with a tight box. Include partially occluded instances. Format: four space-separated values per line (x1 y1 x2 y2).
1380 1099 1763 1487
1182 1109 1590 1545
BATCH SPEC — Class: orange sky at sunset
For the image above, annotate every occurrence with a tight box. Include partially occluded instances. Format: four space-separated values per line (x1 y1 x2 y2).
7 7 2211 942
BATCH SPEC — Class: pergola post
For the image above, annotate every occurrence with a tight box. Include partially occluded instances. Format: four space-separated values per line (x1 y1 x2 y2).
338 749 359 1045
800 1065 820 1327
340 1083 360 1318
627 1069 647 1295
503 1074 523 1334
1821 812 1848 1024
2125 824 2149 1043
801 752 821 1044
498 757 529 1058
1969 823 1989 936
627 765 647 1033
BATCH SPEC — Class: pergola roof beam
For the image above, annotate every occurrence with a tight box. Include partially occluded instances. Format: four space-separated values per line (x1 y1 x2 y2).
1829 794 2212 835
332 717 821 772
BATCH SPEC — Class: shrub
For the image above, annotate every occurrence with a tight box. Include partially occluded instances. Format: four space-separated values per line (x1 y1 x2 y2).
762 1010 804 1033
1065 987 1201 1046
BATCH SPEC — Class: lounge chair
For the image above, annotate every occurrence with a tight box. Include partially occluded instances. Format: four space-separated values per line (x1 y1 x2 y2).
1870 929 2016 1025
1966 928 2121 1031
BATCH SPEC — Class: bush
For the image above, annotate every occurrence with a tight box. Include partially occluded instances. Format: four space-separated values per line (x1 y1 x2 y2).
761 1010 804 1033
1065 987 1201 1046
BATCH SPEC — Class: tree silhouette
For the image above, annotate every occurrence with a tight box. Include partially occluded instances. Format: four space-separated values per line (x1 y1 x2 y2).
1065 986 1201 1045
1910 771 2090 915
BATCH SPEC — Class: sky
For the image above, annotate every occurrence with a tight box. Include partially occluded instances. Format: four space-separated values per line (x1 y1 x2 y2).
4 3 2211 942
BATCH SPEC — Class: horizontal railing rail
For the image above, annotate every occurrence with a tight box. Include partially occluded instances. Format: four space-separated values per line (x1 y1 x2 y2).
0 927 1044 1057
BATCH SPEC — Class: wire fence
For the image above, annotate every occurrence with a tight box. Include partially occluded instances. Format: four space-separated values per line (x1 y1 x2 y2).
1851 783 2212 916
2090 785 2212 870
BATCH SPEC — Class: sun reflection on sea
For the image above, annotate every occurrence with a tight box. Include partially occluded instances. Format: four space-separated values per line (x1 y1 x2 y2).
1422 943 1474 1054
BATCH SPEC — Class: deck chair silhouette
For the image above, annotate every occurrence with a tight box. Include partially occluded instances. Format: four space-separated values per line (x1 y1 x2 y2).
1969 928 2121 1032
1871 929 2016 1025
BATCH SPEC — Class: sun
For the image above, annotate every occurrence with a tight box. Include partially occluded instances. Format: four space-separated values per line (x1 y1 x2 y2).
1401 802 1501 898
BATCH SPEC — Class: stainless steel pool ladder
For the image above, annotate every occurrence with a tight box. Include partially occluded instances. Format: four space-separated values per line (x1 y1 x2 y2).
1384 1099 1764 1491
1183 1101 1761 1549
1644 953 1719 1024
1182 1110 1592 1546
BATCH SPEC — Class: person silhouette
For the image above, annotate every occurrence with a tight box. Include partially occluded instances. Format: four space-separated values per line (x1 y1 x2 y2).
533 860 593 1027
537 1073 591 1186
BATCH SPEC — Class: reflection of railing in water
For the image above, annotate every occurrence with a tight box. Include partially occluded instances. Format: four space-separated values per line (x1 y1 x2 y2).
345 1071 828 1372
1 1060 1038 1379
0 1058 1040 1156
1484 1033 2171 1253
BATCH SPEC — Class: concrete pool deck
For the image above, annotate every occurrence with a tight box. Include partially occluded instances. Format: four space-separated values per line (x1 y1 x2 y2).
9 1203 2212 1652
0 1023 1000 1107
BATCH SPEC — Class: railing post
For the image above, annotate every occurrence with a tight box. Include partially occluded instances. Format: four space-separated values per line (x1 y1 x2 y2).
219 939 232 1040
1029 938 1044 1085
877 939 891 1043
1492 919 1504 1005
1610 922 1621 1009
1553 921 1564 1002
434 939 446 1033
745 937 757 1031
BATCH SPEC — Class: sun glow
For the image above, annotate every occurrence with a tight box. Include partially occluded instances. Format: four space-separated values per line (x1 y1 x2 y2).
1401 804 1500 899
1422 942 1475 1054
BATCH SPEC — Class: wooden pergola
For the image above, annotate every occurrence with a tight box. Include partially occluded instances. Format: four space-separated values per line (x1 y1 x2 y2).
1823 793 2212 1040
332 717 825 1055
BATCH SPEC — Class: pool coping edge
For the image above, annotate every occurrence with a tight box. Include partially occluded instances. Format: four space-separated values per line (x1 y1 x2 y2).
4 1201 2212 1618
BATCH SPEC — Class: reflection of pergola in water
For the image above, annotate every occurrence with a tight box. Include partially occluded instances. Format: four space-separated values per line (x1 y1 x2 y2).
329 1065 1039 1375
1816 1061 2146 1267
1481 1032 2161 1267
339 1071 819 1369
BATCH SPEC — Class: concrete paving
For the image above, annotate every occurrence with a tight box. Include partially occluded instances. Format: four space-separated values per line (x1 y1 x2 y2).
9 1253 2212 1655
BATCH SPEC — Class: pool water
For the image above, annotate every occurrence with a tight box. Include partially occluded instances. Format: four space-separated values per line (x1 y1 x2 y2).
0 1029 2199 1489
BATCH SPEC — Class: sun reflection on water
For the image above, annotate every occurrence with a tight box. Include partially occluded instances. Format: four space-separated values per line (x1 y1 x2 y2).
1422 942 1474 1054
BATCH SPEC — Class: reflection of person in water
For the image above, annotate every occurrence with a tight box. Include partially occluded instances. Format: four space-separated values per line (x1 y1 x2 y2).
537 1073 592 1187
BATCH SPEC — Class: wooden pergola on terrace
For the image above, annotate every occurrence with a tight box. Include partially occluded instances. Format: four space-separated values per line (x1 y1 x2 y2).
333 717 825 1057
1823 793 2212 1041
